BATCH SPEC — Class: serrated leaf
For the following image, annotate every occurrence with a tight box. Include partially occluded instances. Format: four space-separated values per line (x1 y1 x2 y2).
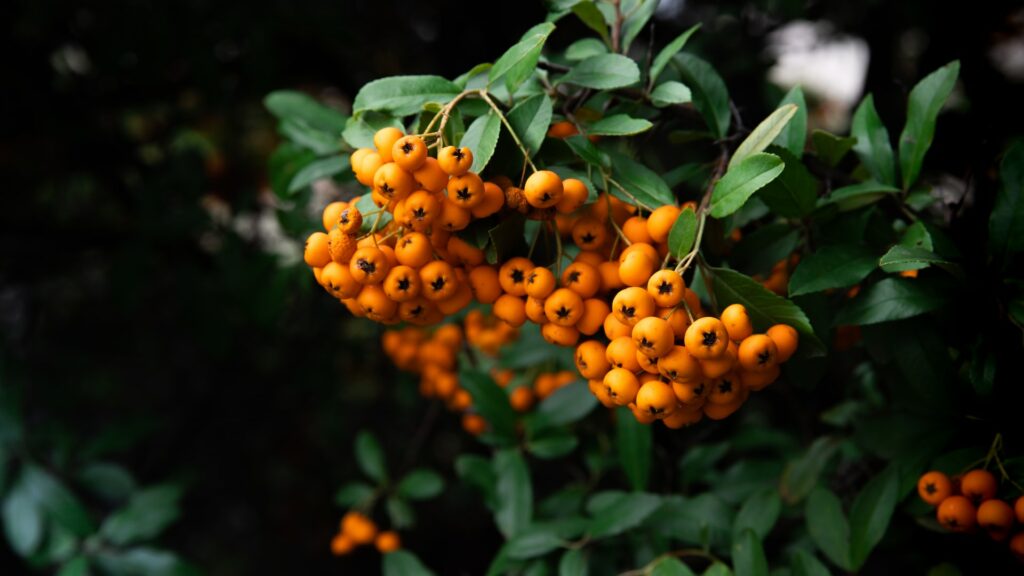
812 129 857 168
806 488 852 570
265 90 348 133
732 490 781 542
878 245 951 273
493 450 533 538
673 53 731 139
383 550 437 576
990 141 1024 255
355 431 388 483
565 38 608 61
668 207 698 259
774 87 807 156
588 492 661 538
508 94 554 157
651 81 692 108
899 61 959 190
650 24 701 85
730 105 799 169
851 95 896 186
490 23 557 95
710 267 824 355
710 153 785 218
820 181 901 212
650 557 697 576
559 54 640 89
788 245 878 296
353 75 461 117
397 469 444 500
835 278 948 325
616 408 651 491
849 467 899 569
460 111 501 173
287 156 346 194
609 152 676 208
732 529 769 576
100 485 182 546
460 369 517 441
758 148 817 218
587 114 653 136
334 482 375 507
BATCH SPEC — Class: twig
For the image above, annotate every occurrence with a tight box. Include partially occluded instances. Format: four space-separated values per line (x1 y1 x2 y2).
478 90 538 172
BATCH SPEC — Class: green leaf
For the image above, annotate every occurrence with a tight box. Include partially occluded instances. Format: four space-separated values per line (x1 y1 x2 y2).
265 90 348 133
835 278 948 325
788 245 878 297
383 550 437 576
278 118 342 155
668 207 698 259
588 492 662 538
730 105 799 169
460 368 517 441
730 223 800 276
710 153 785 218
287 155 346 194
878 245 951 273
565 38 608 61
616 408 651 491
529 381 598 430
774 87 807 157
805 488 852 570
899 61 960 190
610 152 677 208
508 94 554 157
732 490 782 542
334 482 375 507
455 455 496 507
790 549 830 576
493 449 533 538
733 529 770 576
621 0 659 52
703 563 734 576
527 429 578 459
651 81 693 108
650 25 701 85
900 221 934 250
397 469 444 500
24 465 94 537
559 54 640 89
812 129 857 168
650 557 697 576
821 181 901 211
851 95 896 186
354 193 393 233
353 75 461 117
990 141 1024 254
386 497 415 528
506 527 565 559
94 547 198 576
759 148 818 218
849 467 899 569
565 135 610 169
710 266 824 356
100 485 183 546
342 112 403 149
460 111 501 173
558 548 588 576
355 431 388 483
78 463 136 503
56 556 90 576
490 23 557 95
587 114 653 136
571 2 610 45
673 54 731 139
2 469 44 556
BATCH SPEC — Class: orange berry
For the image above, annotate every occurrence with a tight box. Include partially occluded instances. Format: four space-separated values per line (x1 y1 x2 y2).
561 262 601 299
766 324 799 362
598 260 625 293
509 386 535 412
419 260 458 301
684 317 729 360
658 345 703 384
383 265 421 302
574 250 605 267
576 340 611 380
740 365 780 391
603 368 641 406
499 257 535 297
720 304 753 342
437 198 471 232
978 499 1015 540
661 307 690 341
618 251 657 288
544 288 585 327
524 170 564 208
468 266 502 304
322 201 347 232
707 373 744 405
632 316 675 359
1016 496 1024 524
525 296 547 324
525 267 557 299
331 533 355 556
462 413 487 435
374 530 402 553
447 172 485 208
703 395 746 420
321 261 361 299
603 312 633 340
937 495 977 532
577 298 610 336
374 127 404 163
357 152 385 187
556 178 589 214
493 294 527 327
341 511 378 544
918 471 954 506
606 336 642 372
395 232 433 268
672 380 709 405
374 162 416 202
647 270 685 308
392 136 427 172
403 190 441 229
1011 532 1024 560
637 350 661 374
541 322 580 347
350 246 391 284
413 157 449 193
438 146 473 176
961 469 998 504
357 285 397 322
547 120 579 139
436 281 473 315
738 334 779 373
662 403 703 429
622 216 654 244
699 340 738 379
447 236 485 267
612 287 656 327
349 148 373 175
572 217 608 251
635 379 678 418
646 205 681 244
471 182 506 218
305 232 331 268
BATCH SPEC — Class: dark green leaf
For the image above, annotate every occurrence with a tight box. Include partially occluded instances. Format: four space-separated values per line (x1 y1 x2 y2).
278 118 341 155
820 181 901 211
616 408 651 491
383 550 437 576
790 549 830 576
610 152 678 208
710 153 785 218
565 135 610 168
650 25 701 85
733 529 769 576
703 563 734 576
287 156 346 194
730 223 800 277
455 455 496 507
812 129 857 168
397 469 444 500
100 485 183 546
461 368 517 441
2 469 44 556
588 492 662 538
900 221 933 251
56 556 90 576
342 112 403 149
587 114 653 136
493 449 533 538
710 267 824 355
835 278 948 325
490 23 557 95
565 38 608 61
386 497 415 528
849 467 899 569
506 527 565 559
77 462 136 503
265 90 348 133
805 488 852 570
651 81 693 108
558 549 588 576
732 490 781 542
355 430 388 483
878 245 951 273
673 54 731 139
774 87 807 157
460 111 501 173
647 494 734 550
530 381 598 430
730 105 799 169
24 465 94 537
527 430 579 459
990 141 1024 254
759 148 818 218
899 61 960 190
334 482 375 507
788 245 877 297
94 547 198 576
851 95 896 186
508 94 554 157
571 2 610 45
353 75 461 117
668 208 698 259
650 556 697 576
560 54 640 89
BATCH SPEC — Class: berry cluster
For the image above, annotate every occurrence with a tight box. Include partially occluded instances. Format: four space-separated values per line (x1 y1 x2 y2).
917 469 1024 559
331 511 400 557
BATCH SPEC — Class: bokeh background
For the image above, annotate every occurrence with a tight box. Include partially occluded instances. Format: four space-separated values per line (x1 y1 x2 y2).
3 0 1024 573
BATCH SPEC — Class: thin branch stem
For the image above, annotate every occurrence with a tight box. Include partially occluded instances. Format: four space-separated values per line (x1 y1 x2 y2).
478 90 538 172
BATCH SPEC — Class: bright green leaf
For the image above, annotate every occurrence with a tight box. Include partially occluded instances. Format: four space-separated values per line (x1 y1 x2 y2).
278 118 341 155
616 408 651 491
774 87 807 157
673 54 731 139
878 245 951 273
527 430 578 459
342 112 403 149
355 431 388 483
353 75 461 117
851 95 896 186
508 94 554 157
559 54 640 89
710 153 785 218
899 61 960 190
587 114 653 136
609 152 676 209
650 24 701 84
94 547 198 576
565 38 608 61
835 278 948 325
565 134 610 169
287 156 346 194
788 245 878 296
571 2 610 45
730 105 799 169
651 81 693 108
668 207 698 259
621 0 659 52
703 563 734 576
265 90 348 133
460 111 501 173
455 455 496 508
397 469 444 501
24 465 94 537
56 556 90 576
490 23 557 95
78 463 136 503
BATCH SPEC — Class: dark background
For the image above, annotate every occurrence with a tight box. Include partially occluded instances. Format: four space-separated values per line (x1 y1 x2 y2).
3 0 1023 574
